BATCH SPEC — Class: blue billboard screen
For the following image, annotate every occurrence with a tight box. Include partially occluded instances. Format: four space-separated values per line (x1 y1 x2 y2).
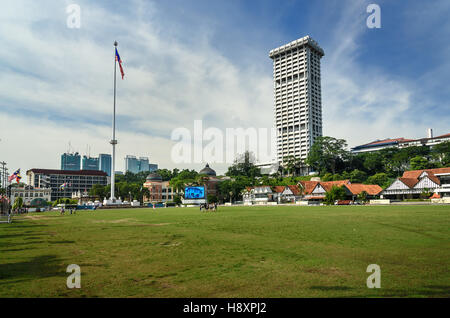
184 186 205 199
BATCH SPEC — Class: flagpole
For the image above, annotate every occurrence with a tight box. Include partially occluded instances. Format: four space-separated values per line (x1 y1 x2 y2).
110 41 118 201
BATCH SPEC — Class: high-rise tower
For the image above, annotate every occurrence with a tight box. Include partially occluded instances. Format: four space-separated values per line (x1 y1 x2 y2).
269 36 324 172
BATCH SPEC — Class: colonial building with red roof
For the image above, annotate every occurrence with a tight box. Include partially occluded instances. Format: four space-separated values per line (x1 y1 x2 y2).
383 167 450 199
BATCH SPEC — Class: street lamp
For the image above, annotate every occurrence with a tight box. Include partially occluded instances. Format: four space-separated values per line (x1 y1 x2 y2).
229 191 233 205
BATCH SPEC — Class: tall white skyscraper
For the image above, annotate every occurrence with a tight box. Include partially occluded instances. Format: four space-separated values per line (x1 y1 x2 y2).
269 36 324 172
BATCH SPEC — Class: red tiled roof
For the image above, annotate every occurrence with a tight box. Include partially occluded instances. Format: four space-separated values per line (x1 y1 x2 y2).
398 177 419 188
298 181 319 194
364 138 414 146
273 186 285 193
399 133 450 143
27 169 107 176
320 180 350 192
402 170 423 179
433 133 450 139
403 167 450 179
426 174 441 186
287 185 301 195
344 184 383 195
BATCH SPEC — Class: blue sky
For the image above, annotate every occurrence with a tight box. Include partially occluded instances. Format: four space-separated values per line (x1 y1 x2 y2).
0 0 449 176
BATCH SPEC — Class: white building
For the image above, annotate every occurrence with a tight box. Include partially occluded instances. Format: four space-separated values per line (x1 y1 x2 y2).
10 185 51 205
398 131 450 149
383 167 450 199
242 186 274 205
351 129 450 154
269 36 324 172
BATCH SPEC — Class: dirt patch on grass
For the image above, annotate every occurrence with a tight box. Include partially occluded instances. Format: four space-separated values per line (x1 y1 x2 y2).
92 218 138 224
137 223 171 227
304 267 350 278
23 215 49 221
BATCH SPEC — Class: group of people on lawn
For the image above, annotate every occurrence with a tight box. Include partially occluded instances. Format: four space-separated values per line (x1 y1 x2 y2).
199 203 218 212
60 207 76 215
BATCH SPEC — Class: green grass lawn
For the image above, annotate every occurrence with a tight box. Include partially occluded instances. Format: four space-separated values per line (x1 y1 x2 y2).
0 205 449 297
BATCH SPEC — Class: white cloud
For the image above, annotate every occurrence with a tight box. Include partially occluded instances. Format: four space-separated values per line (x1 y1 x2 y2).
320 0 449 148
0 1 274 177
1 0 448 181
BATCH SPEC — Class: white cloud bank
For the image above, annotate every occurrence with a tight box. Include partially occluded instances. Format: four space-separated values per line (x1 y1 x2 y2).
0 0 448 179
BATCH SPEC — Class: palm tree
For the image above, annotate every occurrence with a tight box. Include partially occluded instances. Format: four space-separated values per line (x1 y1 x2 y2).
195 174 209 186
140 187 150 203
283 155 297 177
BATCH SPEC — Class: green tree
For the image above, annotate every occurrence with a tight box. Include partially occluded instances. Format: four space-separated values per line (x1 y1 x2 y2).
12 197 23 210
225 151 261 178
324 186 347 205
173 194 182 206
207 194 218 203
349 169 367 183
365 172 391 188
431 141 450 166
283 155 297 177
420 188 432 199
410 156 430 170
156 169 173 181
306 136 350 175
89 184 107 199
361 152 385 175
357 191 369 203
140 186 150 203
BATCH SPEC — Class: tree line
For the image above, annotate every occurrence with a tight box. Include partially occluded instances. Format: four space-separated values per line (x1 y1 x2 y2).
87 136 449 204
304 136 450 188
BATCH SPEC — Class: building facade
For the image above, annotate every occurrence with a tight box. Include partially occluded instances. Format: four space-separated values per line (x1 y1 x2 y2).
11 185 51 206
143 173 179 203
269 36 324 169
383 167 450 199
26 169 107 201
351 129 450 154
125 156 156 174
398 132 450 149
61 152 81 171
198 163 220 198
99 154 112 176
351 138 414 154
82 156 99 170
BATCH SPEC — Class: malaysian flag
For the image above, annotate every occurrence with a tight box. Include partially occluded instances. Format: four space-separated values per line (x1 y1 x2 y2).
115 48 125 79
8 169 21 183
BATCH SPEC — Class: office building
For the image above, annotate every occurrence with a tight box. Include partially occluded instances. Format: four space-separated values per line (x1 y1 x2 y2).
269 36 324 172
99 154 112 176
82 156 99 170
61 152 81 171
26 169 107 201
125 155 157 174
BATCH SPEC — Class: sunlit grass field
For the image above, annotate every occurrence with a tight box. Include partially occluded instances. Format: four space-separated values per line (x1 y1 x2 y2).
0 205 449 297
